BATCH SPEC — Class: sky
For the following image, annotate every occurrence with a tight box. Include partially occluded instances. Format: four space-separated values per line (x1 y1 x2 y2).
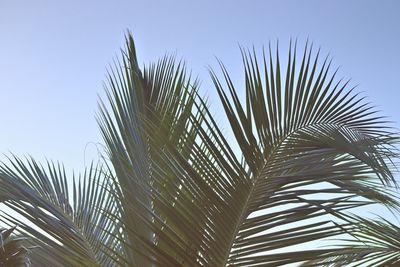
0 0 399 174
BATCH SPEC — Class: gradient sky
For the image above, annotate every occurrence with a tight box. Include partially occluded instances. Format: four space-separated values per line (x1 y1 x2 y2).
1 0 399 177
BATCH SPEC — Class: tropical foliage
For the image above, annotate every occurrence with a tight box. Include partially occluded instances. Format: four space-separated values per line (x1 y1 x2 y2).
0 33 399 266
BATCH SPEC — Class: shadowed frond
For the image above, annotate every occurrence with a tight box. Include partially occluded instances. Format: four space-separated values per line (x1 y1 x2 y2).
0 226 28 267
97 33 204 267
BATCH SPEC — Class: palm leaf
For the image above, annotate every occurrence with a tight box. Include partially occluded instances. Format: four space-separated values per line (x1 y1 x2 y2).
306 215 400 266
97 34 399 266
0 157 120 266
204 42 399 266
97 33 205 266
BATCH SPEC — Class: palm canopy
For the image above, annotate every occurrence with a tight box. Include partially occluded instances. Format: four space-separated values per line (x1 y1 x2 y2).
0 33 399 266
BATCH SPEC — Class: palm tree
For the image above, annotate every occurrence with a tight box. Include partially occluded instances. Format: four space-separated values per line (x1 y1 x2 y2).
0 33 398 266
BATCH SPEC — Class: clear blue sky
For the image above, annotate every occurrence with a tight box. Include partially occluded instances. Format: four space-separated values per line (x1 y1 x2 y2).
0 0 399 175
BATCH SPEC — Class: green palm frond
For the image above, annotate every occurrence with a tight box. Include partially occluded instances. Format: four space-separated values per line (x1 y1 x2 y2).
0 226 28 267
97 33 203 266
97 34 399 266
0 157 120 266
202 42 399 266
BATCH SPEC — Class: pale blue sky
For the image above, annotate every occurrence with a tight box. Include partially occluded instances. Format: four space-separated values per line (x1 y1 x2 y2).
0 0 399 176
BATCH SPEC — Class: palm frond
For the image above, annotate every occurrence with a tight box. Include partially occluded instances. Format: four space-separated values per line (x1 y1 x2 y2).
0 157 120 266
97 34 399 266
306 215 400 266
202 42 399 266
97 33 204 266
